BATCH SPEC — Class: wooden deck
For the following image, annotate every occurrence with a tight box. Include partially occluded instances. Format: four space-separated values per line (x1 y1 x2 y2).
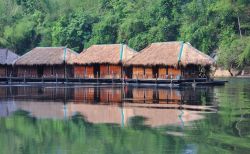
0 77 228 87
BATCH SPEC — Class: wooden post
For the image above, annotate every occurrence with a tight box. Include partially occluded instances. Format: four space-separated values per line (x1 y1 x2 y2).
97 72 99 84
56 73 58 85
122 71 125 85
155 73 158 86
9 73 11 84
24 70 26 84
112 72 114 84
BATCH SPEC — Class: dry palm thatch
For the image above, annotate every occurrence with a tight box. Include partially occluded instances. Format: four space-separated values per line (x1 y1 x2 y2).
15 47 78 66
0 48 19 65
75 44 138 65
125 42 215 67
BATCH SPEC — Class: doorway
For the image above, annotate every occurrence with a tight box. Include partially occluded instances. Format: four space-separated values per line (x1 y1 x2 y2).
37 66 44 78
153 66 159 78
94 64 100 78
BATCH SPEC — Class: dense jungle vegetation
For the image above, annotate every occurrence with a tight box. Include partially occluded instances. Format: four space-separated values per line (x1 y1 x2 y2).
0 0 249 69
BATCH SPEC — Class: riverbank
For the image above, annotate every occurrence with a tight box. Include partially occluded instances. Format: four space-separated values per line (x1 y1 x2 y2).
213 66 250 78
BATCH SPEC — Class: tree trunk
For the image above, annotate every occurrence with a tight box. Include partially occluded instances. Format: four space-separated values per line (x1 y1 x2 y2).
237 15 242 38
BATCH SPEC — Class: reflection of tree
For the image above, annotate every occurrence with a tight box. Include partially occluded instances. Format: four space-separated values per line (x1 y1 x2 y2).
128 116 149 130
182 80 250 153
0 110 185 154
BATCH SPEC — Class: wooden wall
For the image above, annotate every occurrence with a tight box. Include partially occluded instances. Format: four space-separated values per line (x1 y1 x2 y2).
17 66 37 77
86 66 94 78
73 65 94 78
109 65 122 78
168 67 181 79
132 66 144 79
132 66 183 79
0 66 5 77
16 65 68 78
145 67 153 79
0 65 16 77
100 65 109 78
74 64 122 79
158 67 167 79
74 65 85 78
182 65 200 79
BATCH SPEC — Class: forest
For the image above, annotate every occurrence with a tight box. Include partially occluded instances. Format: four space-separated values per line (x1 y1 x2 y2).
0 0 249 70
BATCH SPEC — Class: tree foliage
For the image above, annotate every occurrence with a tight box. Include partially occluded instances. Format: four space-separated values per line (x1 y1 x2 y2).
0 0 249 68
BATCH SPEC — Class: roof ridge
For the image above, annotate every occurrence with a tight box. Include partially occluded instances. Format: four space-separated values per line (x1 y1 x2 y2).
35 46 65 48
92 43 122 46
151 41 182 45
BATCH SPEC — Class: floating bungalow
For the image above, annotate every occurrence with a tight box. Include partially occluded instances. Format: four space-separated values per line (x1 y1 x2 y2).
0 48 19 77
125 42 214 79
14 47 78 78
74 44 137 78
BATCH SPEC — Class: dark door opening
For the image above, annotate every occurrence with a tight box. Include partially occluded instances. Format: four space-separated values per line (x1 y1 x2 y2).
153 66 159 78
124 66 133 78
94 64 100 78
37 66 44 78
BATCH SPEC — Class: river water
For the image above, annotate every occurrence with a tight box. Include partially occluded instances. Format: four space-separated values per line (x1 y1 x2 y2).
0 78 249 154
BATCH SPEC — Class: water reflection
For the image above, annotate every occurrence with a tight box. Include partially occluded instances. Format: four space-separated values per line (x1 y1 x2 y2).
0 85 215 105
0 86 215 127
0 79 250 153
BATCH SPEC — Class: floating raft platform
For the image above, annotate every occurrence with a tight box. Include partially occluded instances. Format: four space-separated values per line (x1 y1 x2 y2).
0 77 228 87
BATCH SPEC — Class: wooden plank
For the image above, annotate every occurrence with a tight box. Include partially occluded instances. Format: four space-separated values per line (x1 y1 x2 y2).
132 66 144 79
0 66 6 77
74 65 85 78
168 67 181 79
158 67 166 79
145 67 153 79
109 65 121 78
100 64 109 78
85 66 94 78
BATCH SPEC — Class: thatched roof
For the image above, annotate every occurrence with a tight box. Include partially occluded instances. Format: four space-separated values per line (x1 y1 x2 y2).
15 47 78 66
0 48 19 65
75 44 137 65
125 42 215 67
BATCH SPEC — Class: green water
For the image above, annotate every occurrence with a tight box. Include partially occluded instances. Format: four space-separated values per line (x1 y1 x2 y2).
0 78 249 154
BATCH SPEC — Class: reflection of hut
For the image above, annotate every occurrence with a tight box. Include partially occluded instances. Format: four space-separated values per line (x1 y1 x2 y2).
74 44 137 78
132 88 154 103
74 88 95 103
0 48 19 77
125 42 214 79
100 88 122 104
14 47 78 78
